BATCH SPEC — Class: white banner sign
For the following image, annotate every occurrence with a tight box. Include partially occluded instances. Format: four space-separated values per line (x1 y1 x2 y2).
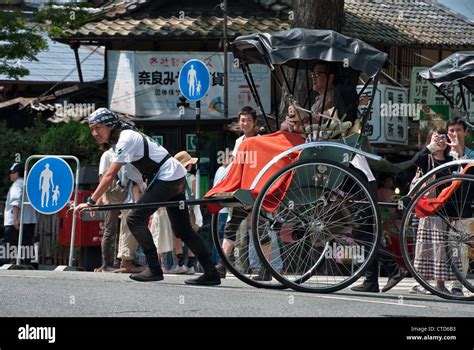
358 84 408 145
108 51 271 119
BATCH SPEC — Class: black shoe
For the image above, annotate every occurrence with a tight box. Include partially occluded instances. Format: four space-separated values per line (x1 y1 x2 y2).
382 270 406 293
129 266 164 282
350 283 379 293
215 263 227 279
185 271 221 286
252 269 272 281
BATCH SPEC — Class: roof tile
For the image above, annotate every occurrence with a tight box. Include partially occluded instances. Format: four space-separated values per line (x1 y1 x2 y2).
63 0 474 48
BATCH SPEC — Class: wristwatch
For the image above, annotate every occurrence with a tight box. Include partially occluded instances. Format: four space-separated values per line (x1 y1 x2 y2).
86 196 96 206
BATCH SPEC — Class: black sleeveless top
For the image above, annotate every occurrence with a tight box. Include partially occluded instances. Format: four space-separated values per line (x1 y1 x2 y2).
131 133 171 183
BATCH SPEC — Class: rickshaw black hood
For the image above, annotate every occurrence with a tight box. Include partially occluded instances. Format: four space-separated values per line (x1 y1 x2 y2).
419 51 474 93
231 28 388 77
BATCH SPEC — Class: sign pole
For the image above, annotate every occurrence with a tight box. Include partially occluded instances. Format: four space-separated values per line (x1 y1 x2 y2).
178 59 210 199
16 166 29 266
195 100 201 199
68 162 81 266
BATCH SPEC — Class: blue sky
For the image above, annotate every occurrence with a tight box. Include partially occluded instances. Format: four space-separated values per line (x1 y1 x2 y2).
435 0 474 22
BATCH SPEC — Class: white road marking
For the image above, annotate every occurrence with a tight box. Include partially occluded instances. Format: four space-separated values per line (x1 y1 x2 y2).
304 294 426 308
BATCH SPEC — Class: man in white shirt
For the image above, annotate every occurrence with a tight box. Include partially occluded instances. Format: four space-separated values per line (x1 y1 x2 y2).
74 108 220 285
215 107 269 278
3 163 37 265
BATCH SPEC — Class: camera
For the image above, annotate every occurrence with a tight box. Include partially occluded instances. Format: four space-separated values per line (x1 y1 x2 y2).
438 134 447 141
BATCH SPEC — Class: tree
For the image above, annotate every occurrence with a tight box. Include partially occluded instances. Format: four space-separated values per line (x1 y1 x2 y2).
35 3 93 38
0 10 47 79
0 3 93 79
291 0 344 32
0 119 100 198
278 0 344 116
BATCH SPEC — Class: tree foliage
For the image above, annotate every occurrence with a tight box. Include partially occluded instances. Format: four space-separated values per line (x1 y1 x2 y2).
0 10 47 79
38 120 100 165
0 118 100 198
35 3 93 38
0 3 93 79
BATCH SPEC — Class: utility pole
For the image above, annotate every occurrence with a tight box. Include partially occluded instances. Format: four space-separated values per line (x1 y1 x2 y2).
223 0 228 120
222 0 229 149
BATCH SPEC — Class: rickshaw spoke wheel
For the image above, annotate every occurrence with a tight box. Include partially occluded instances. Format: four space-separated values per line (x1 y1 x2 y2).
251 159 380 293
400 174 474 300
211 212 286 289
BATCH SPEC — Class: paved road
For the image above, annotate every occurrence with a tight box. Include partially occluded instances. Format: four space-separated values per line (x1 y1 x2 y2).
0 270 472 317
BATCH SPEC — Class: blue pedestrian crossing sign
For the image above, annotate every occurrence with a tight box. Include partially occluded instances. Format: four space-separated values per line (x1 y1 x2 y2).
178 59 210 101
26 157 74 215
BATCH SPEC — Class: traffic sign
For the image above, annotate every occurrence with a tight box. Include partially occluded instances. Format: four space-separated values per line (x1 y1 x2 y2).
178 59 210 101
26 157 74 215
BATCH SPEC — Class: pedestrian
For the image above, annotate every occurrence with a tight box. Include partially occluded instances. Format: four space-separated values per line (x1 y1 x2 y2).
168 150 202 275
3 163 37 266
95 146 144 273
73 108 220 285
409 128 459 294
444 116 473 296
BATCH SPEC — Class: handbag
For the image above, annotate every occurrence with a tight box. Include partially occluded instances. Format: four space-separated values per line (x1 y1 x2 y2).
189 205 203 232
185 175 203 232
105 178 128 204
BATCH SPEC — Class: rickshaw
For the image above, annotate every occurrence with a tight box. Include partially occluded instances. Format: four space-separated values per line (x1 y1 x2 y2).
399 51 474 300
207 28 390 293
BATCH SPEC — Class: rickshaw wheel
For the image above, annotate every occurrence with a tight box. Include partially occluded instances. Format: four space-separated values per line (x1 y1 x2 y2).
251 159 381 293
400 174 474 300
211 212 287 289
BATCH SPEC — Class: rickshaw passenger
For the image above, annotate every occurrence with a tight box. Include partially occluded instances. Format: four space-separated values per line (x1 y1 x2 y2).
281 61 360 133
215 107 259 279
278 62 406 293
280 61 335 134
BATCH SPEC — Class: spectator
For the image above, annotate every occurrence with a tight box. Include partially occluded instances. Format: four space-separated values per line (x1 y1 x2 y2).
3 163 37 267
169 151 202 275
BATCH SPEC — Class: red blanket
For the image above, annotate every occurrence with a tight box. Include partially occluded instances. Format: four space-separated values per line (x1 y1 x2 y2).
415 164 474 218
205 131 304 213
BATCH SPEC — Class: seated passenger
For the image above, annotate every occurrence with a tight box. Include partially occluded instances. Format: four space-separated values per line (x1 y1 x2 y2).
281 61 360 138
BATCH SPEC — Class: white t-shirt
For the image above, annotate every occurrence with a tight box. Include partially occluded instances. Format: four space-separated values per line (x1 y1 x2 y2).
232 135 246 157
4 178 36 225
213 165 229 186
100 148 147 203
100 148 143 186
113 130 186 181
99 148 115 176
